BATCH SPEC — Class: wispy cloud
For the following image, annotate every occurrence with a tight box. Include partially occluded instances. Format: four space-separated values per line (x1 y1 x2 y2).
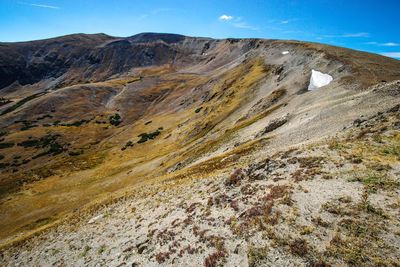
366 41 399 47
381 42 399 46
280 20 290 24
324 32 370 38
232 21 259 30
219 14 233 21
30 3 59 9
134 8 179 21
18 2 60 9
218 15 259 30
379 52 400 59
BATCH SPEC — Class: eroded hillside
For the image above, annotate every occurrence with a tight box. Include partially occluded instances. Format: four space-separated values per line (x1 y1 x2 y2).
0 33 399 266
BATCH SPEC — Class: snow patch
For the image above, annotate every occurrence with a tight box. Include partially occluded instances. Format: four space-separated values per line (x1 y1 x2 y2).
282 51 289 55
308 69 333 91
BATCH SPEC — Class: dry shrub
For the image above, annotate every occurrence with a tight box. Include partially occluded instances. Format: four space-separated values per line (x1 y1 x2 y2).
290 238 308 256
225 168 246 186
155 252 170 263
263 185 287 201
204 249 227 267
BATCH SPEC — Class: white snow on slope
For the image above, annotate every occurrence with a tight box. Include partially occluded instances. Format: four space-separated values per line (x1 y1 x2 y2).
308 69 333 90
282 51 289 55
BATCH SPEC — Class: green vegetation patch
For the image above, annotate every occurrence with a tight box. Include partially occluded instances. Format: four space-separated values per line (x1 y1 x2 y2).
0 142 14 149
0 162 10 169
68 150 83 156
21 122 38 131
18 134 60 148
137 128 162 143
109 113 122 126
382 145 400 158
59 119 90 127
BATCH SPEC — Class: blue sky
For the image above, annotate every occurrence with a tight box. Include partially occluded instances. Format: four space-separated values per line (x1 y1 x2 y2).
0 0 399 58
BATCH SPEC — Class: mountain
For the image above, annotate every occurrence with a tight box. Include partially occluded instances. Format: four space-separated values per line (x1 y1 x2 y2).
0 33 399 266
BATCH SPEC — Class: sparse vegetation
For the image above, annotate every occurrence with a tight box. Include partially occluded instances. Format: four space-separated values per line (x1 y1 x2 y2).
382 145 400 158
1 92 45 115
17 134 65 158
0 97 12 106
80 245 91 257
36 114 53 121
349 171 399 192
247 245 269 267
121 141 134 150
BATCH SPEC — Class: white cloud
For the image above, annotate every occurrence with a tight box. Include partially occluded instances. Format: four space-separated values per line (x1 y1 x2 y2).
219 15 234 21
380 52 400 58
280 20 289 24
324 32 370 38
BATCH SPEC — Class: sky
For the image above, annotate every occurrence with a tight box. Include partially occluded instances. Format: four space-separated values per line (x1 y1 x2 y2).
0 0 399 59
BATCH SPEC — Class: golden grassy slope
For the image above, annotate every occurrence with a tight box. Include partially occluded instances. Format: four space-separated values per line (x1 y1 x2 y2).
0 58 272 246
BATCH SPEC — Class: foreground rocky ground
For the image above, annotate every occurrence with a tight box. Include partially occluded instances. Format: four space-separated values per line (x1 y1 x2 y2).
2 104 399 267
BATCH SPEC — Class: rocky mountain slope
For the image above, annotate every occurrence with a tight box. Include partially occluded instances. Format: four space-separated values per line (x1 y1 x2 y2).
0 33 399 266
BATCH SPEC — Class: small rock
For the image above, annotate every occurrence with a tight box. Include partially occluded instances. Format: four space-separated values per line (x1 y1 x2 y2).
88 214 103 224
